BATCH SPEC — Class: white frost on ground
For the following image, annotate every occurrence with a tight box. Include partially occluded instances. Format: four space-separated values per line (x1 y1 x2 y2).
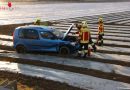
91 32 130 37
54 25 130 33
0 52 130 77
59 23 130 28
93 39 130 46
96 46 130 53
0 35 13 40
91 35 130 41
104 17 130 23
117 20 130 24
0 40 13 46
0 61 19 72
0 61 130 90
92 52 130 62
125 23 130 25
54 14 130 24
0 50 13 53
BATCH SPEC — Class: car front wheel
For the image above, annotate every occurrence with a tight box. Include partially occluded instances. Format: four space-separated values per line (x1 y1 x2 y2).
59 46 70 55
16 45 26 53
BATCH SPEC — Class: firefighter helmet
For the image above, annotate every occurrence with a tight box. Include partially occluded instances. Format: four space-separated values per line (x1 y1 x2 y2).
34 18 41 25
98 17 103 23
81 21 88 28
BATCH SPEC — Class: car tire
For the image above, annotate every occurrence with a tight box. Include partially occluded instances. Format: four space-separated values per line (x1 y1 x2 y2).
16 45 26 53
59 46 70 55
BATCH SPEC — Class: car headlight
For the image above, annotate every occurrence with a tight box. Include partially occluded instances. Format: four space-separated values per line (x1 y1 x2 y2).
70 42 76 46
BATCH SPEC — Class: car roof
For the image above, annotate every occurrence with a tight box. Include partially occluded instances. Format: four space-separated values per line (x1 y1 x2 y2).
16 25 53 32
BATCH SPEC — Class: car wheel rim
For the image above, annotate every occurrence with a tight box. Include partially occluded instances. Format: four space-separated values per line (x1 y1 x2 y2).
60 47 70 55
61 49 68 54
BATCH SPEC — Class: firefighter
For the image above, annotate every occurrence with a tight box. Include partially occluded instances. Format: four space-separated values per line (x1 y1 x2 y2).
75 23 96 56
75 21 90 58
97 17 104 46
34 18 41 25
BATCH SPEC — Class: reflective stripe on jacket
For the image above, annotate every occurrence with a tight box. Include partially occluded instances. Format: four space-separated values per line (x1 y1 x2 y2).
80 28 90 43
98 24 104 35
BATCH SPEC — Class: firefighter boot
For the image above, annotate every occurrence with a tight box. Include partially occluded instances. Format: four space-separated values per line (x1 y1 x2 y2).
83 53 87 58
88 47 91 56
92 43 97 52
101 39 103 46
98 40 102 46
83 50 88 58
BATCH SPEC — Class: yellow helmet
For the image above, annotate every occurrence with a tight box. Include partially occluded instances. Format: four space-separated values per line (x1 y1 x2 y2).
34 18 41 25
98 17 103 23
81 21 88 28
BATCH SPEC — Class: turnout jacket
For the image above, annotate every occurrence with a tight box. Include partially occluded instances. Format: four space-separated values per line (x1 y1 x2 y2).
98 23 104 35
76 27 90 43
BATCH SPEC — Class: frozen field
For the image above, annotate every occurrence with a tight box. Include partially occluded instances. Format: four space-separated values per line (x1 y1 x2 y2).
0 2 130 90
0 61 130 90
0 2 130 25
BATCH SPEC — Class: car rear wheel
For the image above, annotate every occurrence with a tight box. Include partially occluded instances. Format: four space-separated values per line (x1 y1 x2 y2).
59 46 70 55
16 45 26 53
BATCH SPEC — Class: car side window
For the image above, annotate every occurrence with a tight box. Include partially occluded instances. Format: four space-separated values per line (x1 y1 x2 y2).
19 29 39 39
19 29 24 38
40 31 54 39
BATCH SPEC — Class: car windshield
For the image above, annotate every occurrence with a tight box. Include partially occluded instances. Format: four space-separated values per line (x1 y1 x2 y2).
52 29 64 39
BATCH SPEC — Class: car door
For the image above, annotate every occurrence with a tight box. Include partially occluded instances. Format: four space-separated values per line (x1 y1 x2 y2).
19 28 41 51
39 31 60 52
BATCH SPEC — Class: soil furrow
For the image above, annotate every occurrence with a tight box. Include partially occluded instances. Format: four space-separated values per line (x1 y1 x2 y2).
0 57 130 84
